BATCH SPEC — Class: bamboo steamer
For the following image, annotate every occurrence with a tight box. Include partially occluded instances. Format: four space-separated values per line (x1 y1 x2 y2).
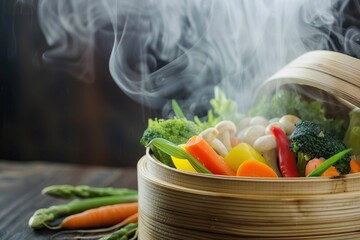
137 51 360 239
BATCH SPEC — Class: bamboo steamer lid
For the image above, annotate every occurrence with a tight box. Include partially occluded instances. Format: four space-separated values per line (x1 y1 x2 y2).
255 50 360 108
137 51 360 239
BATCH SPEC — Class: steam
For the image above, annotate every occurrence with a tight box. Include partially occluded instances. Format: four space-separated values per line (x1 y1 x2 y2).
35 0 359 113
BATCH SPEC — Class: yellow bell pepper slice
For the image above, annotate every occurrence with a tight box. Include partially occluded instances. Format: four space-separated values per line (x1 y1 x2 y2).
171 146 197 173
224 143 268 172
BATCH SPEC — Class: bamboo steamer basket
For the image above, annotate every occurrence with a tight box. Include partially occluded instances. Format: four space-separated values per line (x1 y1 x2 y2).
137 50 360 239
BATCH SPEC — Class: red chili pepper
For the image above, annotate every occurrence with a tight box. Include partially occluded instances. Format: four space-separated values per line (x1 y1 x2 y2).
271 126 299 177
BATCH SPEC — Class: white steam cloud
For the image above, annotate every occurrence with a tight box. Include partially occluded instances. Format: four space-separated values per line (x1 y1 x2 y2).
35 0 359 112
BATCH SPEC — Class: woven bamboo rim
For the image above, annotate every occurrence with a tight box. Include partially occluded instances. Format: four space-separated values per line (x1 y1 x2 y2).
138 51 360 239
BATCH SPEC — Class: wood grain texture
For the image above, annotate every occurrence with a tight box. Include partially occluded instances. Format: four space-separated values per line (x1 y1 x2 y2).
0 161 137 240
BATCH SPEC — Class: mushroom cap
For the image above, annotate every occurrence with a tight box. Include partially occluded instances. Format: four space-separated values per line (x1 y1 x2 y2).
249 116 269 127
253 135 277 153
199 128 219 142
215 120 237 134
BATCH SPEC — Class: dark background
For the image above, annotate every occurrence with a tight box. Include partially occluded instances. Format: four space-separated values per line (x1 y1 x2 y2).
1 1 359 167
0 1 158 166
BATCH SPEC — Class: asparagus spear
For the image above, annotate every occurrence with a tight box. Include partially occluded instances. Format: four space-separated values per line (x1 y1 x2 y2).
28 195 138 229
42 185 138 199
99 223 138 240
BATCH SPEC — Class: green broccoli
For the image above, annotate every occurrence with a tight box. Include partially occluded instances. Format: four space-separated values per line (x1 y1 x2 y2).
140 118 202 168
290 120 351 176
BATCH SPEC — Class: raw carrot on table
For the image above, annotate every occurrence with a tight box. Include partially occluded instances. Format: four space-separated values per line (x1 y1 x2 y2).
59 202 138 229
49 213 139 240
305 158 340 177
185 136 235 176
29 194 138 229
236 159 278 178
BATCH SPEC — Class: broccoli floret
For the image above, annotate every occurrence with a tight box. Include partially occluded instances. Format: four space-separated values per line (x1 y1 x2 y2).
140 118 201 146
290 120 350 175
140 118 201 168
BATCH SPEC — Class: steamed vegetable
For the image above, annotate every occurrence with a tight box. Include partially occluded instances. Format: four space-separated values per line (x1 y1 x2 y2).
224 143 268 172
28 195 138 229
185 136 235 176
350 159 360 173
290 120 351 175
171 145 197 173
181 87 243 130
271 126 299 177
236 160 278 178
148 138 211 174
250 89 345 138
305 159 339 177
343 108 360 156
209 86 244 125
140 118 201 168
307 149 352 177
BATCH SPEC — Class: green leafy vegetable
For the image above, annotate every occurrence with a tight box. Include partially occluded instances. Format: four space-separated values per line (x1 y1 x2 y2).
171 87 244 130
210 86 244 124
249 89 345 138
172 99 186 119
343 108 360 156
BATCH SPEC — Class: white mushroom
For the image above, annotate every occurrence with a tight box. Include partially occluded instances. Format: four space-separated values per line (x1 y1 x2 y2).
215 120 237 151
199 128 228 157
269 118 280 123
253 135 277 153
237 117 252 133
265 122 286 135
249 116 269 127
239 125 265 147
279 115 301 135
253 135 281 176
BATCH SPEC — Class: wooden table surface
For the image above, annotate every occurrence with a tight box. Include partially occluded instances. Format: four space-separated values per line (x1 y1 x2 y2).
0 161 138 240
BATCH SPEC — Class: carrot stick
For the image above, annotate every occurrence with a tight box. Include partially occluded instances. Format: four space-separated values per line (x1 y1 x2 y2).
305 158 340 177
236 159 278 177
29 194 138 229
49 213 139 240
350 159 360 173
184 136 235 176
60 202 138 229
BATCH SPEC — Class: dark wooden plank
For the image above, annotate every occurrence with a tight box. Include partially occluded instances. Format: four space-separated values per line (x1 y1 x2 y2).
0 161 137 240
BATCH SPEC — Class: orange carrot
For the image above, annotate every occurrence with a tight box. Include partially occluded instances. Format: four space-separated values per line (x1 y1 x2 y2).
305 158 340 177
185 136 235 176
236 159 278 177
60 202 138 229
350 159 360 173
